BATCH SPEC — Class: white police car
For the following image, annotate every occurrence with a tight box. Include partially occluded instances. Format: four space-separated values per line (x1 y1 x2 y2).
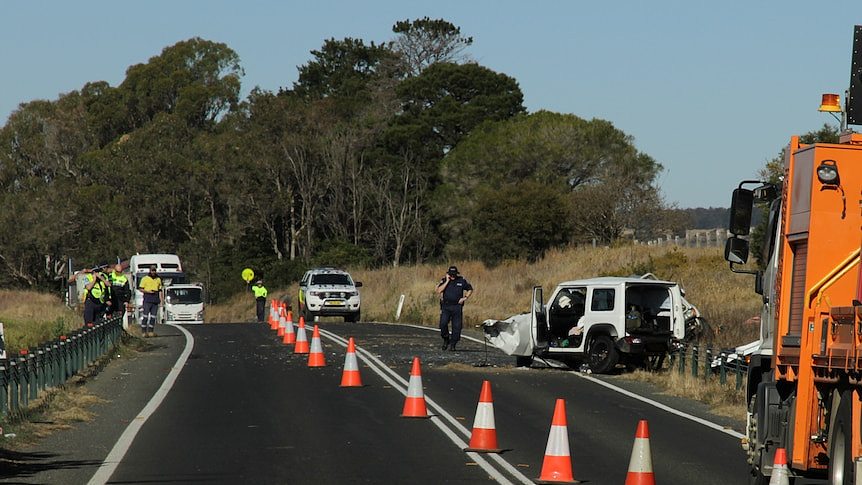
298 268 362 322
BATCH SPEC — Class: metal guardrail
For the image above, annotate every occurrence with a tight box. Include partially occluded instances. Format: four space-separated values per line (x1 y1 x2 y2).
669 343 749 391
0 315 124 419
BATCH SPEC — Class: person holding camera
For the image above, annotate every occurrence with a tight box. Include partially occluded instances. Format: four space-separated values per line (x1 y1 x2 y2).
435 265 473 351
83 269 109 326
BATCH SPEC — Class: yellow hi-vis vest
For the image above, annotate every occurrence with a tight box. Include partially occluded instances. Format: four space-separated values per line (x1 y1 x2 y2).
252 285 268 299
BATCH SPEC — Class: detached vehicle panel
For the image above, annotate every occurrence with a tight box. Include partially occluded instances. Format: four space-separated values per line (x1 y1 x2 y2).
483 276 694 373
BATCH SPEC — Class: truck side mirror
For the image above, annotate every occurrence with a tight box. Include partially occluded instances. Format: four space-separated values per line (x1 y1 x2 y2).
754 271 764 295
725 237 750 265
729 188 755 235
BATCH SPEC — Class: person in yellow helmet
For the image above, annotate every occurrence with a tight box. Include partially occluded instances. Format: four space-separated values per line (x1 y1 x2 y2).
252 280 268 322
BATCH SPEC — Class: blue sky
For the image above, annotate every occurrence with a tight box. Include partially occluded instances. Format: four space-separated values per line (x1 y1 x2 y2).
2 1 860 208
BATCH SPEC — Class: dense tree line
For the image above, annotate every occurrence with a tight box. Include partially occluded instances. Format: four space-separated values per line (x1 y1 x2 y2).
0 19 676 301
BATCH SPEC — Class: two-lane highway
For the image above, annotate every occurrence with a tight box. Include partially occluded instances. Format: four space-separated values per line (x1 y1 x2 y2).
97 321 751 484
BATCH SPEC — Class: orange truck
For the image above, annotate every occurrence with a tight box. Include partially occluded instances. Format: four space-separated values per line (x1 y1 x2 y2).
725 25 862 484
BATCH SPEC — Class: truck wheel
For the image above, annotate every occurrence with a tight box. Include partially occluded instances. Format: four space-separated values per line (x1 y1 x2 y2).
587 335 619 374
829 390 854 485
515 355 533 367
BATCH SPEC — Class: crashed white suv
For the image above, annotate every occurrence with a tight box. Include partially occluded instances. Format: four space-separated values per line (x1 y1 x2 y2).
298 268 362 322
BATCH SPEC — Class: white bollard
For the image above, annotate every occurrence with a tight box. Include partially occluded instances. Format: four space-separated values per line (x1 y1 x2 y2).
395 294 405 321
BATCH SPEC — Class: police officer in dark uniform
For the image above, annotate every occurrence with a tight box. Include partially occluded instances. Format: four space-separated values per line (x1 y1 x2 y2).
435 265 473 351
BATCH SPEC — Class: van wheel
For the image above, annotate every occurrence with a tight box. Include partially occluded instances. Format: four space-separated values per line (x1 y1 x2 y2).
345 312 360 323
587 335 619 374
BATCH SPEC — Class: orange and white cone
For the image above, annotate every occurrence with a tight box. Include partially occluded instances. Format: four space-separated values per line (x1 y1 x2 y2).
625 420 655 485
464 380 503 453
536 399 578 484
293 317 309 354
768 448 790 485
277 307 286 337
281 309 296 345
401 357 430 418
268 301 278 329
340 337 363 387
307 325 326 367
269 301 280 330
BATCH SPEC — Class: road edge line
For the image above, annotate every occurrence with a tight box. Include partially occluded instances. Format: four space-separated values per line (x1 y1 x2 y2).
87 323 195 485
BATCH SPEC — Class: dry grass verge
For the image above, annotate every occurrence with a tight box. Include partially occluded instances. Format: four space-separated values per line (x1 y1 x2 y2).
620 369 747 422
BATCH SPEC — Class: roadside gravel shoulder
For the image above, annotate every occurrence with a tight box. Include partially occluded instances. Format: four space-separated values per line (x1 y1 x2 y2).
0 324 185 485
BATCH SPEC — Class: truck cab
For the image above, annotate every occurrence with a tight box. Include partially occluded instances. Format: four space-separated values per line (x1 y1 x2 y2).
484 276 694 373
128 254 187 326
162 283 205 325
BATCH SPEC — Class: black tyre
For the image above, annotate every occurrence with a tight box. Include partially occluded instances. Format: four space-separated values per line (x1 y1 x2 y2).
345 311 360 323
515 355 533 367
830 390 854 485
303 309 315 323
587 335 619 374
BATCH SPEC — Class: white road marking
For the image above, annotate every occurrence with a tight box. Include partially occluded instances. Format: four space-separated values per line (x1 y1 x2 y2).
88 324 195 485
374 321 746 440
317 328 534 485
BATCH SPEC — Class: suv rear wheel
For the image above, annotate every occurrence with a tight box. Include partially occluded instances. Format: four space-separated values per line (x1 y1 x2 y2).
587 335 619 374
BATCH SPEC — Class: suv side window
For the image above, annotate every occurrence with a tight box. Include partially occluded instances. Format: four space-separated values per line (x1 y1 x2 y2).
591 288 615 312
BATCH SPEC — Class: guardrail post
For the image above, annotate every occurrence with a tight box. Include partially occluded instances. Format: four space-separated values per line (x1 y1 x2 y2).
35 348 44 393
719 352 727 384
703 348 711 380
9 359 18 415
678 344 686 374
59 336 68 380
18 351 29 409
27 350 37 401
691 346 699 378
0 363 7 417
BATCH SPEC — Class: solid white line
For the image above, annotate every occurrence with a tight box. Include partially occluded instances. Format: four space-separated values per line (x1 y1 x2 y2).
374 321 746 440
574 373 746 439
87 324 195 485
317 328 532 485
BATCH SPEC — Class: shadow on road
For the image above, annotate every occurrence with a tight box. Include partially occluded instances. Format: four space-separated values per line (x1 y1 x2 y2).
0 448 100 479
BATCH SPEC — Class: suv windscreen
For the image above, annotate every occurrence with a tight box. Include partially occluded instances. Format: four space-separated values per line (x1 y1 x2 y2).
311 274 352 286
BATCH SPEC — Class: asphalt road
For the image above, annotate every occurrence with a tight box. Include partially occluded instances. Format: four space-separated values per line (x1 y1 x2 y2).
93 321 752 484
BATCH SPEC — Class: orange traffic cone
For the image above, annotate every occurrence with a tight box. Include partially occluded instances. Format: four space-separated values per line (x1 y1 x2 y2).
536 399 578 484
281 309 296 345
294 317 309 354
625 420 655 485
277 308 286 337
340 337 363 387
401 357 430 418
267 300 277 329
269 301 279 330
769 448 789 485
307 325 326 367
464 380 503 453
